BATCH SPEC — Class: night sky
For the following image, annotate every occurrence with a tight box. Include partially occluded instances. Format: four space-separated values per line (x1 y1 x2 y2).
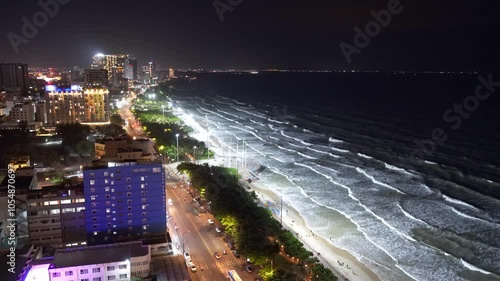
0 0 498 71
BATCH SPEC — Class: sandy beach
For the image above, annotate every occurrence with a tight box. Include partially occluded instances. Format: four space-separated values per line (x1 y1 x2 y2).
246 181 382 281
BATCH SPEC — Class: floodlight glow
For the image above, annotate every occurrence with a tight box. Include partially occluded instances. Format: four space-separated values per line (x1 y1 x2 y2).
95 53 105 57
45 85 57 92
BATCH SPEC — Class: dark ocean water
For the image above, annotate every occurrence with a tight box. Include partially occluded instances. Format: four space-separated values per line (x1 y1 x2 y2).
171 72 500 281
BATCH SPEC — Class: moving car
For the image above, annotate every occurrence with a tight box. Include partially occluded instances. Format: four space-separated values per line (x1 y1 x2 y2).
184 252 191 262
245 265 254 273
168 198 173 205
232 250 240 258
187 262 197 272
215 227 222 233
214 252 222 259
208 219 214 225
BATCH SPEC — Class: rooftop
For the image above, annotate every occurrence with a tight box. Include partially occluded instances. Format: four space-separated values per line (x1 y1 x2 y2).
51 241 148 269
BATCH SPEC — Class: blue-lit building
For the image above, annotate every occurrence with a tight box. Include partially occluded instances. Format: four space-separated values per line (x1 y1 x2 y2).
83 160 166 245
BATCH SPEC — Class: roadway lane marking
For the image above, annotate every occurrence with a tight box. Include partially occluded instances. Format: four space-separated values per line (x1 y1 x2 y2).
170 179 220 264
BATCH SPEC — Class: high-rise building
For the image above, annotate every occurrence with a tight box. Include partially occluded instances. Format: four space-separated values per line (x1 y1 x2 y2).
8 101 36 123
83 69 108 87
35 101 47 124
147 61 157 80
169 68 175 78
27 186 87 247
124 57 138 81
0 63 29 94
83 161 166 245
91 54 106 69
46 87 110 125
91 54 117 82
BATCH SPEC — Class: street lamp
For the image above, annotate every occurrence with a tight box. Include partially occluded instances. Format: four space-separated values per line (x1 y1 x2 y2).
193 146 197 163
175 134 179 162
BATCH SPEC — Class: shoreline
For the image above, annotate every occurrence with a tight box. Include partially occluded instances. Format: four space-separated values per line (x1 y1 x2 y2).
246 181 382 281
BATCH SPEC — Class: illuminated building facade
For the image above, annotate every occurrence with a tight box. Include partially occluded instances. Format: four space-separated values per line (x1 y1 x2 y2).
46 88 110 125
92 54 117 82
83 161 166 246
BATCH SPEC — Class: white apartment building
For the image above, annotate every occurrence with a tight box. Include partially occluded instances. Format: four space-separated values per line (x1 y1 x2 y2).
21 242 151 281
9 101 36 122
48 241 151 281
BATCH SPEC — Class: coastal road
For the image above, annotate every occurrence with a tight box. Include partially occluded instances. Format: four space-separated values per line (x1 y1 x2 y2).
164 165 252 281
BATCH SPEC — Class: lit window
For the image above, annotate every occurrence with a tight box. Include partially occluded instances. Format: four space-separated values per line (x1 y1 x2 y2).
106 208 110 213
105 187 109 192
141 184 145 189
142 205 146 210
91 195 96 200
141 176 145 181
143 225 147 230
104 172 109 176
90 180 95 185
105 179 109 184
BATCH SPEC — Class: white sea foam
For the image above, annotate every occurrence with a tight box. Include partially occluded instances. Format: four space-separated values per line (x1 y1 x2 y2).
249 119 266 127
442 195 478 210
231 106 268 119
384 163 413 176
329 153 341 158
329 137 344 143
307 147 329 154
268 117 288 124
331 147 349 153
424 160 438 165
280 131 303 142
297 152 318 159
461 259 492 275
358 153 373 159
277 145 297 153
356 167 406 195
450 207 487 223
269 155 287 163
398 204 427 225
